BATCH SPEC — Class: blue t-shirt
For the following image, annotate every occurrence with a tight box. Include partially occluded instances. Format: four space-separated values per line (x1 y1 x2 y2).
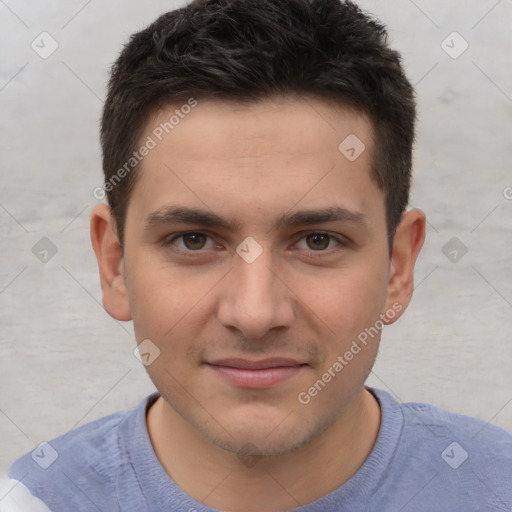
7 387 512 511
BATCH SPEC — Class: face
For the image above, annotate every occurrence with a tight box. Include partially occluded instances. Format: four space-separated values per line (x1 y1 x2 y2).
93 96 422 457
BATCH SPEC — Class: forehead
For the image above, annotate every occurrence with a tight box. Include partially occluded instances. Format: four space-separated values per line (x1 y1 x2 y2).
146 96 372 164
128 96 383 230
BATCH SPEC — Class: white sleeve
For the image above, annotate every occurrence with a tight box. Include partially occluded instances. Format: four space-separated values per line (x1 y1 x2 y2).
0 479 52 512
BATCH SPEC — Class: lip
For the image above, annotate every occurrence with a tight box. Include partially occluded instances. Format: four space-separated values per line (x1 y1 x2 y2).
205 358 307 388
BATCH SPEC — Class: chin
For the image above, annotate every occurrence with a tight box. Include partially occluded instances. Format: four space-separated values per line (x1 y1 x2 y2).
204 409 336 459
210 431 307 458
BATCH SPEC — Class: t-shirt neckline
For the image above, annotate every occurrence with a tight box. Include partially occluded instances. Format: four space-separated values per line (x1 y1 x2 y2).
117 386 405 510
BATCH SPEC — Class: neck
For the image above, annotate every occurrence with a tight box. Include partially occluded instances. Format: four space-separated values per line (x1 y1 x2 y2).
146 387 381 512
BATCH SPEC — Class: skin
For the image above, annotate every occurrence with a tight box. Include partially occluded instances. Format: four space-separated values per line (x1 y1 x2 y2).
91 96 425 511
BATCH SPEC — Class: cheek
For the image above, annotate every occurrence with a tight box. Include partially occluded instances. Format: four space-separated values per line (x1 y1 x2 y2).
126 257 206 343
126 263 223 394
297 265 389 338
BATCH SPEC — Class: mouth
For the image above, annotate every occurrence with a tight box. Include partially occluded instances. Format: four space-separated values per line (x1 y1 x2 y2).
204 358 308 389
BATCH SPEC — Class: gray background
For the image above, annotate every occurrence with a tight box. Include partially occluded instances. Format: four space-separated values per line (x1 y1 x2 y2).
1 0 511 478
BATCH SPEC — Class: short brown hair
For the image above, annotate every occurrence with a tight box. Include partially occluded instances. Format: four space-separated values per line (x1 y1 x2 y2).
100 0 416 247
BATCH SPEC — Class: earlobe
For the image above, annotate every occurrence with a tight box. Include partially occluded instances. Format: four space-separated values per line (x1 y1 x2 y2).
383 208 426 324
90 204 132 321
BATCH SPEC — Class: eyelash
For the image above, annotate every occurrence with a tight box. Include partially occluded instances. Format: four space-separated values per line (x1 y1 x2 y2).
162 231 348 258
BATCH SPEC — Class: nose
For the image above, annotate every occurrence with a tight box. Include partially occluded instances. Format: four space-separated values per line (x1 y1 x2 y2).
217 247 295 340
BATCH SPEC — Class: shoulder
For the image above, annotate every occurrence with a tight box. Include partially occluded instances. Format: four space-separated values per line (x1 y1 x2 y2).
372 386 512 454
7 394 156 512
9 406 128 477
402 396 512 487
370 387 512 508
401 396 512 454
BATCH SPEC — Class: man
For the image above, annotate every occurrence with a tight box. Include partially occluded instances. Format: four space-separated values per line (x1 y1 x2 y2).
5 0 512 510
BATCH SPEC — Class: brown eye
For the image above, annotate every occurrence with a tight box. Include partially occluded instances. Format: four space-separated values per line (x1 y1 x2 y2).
306 233 331 250
182 233 208 250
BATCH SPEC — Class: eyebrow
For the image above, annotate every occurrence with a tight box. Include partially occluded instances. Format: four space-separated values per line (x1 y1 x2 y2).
276 207 366 229
146 206 240 231
145 206 366 232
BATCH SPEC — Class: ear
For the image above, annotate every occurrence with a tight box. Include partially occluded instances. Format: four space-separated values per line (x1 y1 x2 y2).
383 208 426 324
90 204 132 321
